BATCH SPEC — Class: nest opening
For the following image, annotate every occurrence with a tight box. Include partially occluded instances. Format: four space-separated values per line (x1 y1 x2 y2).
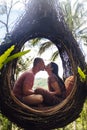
0 0 87 129
0 30 86 130
7 37 76 114
0 36 79 130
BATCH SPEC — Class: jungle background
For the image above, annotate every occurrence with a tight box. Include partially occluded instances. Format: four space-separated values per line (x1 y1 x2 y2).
0 0 87 129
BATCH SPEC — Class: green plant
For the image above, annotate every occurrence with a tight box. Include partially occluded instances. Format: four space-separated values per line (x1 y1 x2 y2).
0 45 30 70
78 67 87 82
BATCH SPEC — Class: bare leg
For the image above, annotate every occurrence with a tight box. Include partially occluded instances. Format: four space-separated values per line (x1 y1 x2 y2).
23 94 43 105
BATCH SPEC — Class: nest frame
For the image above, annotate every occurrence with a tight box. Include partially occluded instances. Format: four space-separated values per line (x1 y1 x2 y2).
0 0 87 129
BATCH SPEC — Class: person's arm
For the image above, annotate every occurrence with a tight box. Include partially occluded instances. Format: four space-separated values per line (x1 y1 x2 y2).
49 81 61 96
23 85 34 95
23 73 35 96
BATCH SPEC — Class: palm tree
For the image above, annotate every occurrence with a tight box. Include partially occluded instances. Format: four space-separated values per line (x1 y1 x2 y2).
60 0 87 62
60 0 87 41
29 38 59 61
38 40 59 61
30 0 87 61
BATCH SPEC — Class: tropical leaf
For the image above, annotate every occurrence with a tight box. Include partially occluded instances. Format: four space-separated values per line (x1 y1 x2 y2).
38 41 53 55
50 51 59 61
78 67 87 82
78 27 87 34
0 44 30 70
0 45 15 69
30 38 41 46
5 49 30 64
75 20 87 33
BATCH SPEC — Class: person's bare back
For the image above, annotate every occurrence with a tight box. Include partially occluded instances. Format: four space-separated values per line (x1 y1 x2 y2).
13 57 45 105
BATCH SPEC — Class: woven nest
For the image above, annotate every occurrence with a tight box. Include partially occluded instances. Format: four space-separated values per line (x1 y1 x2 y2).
0 0 87 130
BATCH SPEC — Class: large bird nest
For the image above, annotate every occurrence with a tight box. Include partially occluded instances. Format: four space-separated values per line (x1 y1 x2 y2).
0 0 87 130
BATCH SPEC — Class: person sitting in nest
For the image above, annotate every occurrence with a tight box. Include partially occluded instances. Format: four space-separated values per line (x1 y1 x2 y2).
65 75 75 96
35 62 66 106
13 57 45 105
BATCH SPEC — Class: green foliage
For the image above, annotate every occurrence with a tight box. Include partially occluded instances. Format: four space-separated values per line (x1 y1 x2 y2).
50 51 59 61
0 112 23 130
0 113 12 130
30 38 41 46
5 49 30 64
78 67 87 82
38 41 53 55
0 45 30 70
0 45 15 69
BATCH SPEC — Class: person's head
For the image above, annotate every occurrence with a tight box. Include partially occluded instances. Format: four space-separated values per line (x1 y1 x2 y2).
33 57 45 71
46 62 65 89
45 62 58 76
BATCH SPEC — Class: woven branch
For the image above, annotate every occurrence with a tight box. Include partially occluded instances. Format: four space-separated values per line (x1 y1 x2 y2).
0 0 87 129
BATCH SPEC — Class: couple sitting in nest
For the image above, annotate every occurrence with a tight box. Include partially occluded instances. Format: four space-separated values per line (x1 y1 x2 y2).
13 57 74 106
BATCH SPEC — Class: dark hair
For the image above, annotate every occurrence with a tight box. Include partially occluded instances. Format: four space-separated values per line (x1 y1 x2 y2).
50 62 65 87
50 62 59 77
33 57 43 67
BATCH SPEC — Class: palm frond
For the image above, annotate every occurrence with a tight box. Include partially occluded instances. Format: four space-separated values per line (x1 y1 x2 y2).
75 21 87 33
73 2 83 16
38 41 53 55
5 49 30 64
78 27 87 34
73 0 79 8
30 38 41 46
81 35 87 39
0 45 15 69
50 51 59 61
61 0 74 30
